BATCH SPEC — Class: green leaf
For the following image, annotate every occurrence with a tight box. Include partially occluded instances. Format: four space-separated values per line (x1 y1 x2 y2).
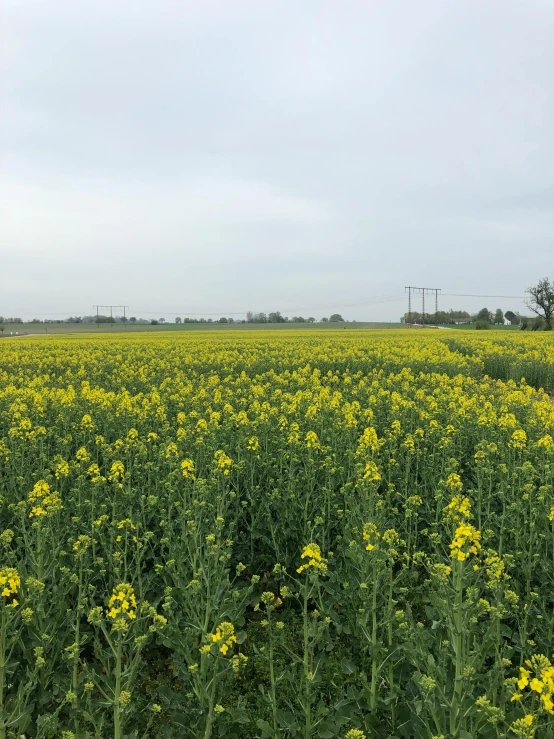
256 719 275 738
342 658 357 674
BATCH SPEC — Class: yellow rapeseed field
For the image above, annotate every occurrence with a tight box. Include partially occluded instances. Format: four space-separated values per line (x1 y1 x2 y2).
1 330 554 739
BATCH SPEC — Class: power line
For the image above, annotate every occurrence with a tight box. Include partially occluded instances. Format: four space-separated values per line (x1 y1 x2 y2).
93 305 129 326
442 293 527 299
5 290 529 322
130 294 406 316
405 287 441 326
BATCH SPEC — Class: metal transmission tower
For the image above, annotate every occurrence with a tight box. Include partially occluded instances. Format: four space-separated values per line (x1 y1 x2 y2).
433 288 440 326
405 288 441 326
93 305 129 327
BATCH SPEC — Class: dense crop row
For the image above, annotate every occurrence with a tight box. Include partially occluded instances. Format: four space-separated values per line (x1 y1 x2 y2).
1 331 554 739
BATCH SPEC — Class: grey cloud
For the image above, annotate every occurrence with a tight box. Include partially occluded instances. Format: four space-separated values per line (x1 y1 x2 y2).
2 0 552 320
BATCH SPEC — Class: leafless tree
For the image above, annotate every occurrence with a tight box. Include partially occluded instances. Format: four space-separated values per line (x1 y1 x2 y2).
526 277 554 330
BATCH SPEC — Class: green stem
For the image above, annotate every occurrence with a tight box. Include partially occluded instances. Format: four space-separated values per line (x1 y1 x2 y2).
387 564 396 728
203 660 218 739
449 563 464 738
370 575 378 711
303 586 311 739
114 637 122 739
0 608 6 739
268 612 278 736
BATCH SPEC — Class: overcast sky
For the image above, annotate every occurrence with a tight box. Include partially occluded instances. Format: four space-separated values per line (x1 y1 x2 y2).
1 0 552 321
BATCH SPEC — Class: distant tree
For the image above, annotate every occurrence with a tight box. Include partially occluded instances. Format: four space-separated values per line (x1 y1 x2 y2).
246 311 254 323
526 277 554 330
475 307 491 323
307 317 315 323
0 325 4 336
291 316 305 323
219 317 228 323
494 309 504 324
329 314 344 322
120 316 127 324
531 316 545 331
520 316 529 330
150 319 159 325
475 321 490 330
406 309 472 325
175 317 182 324
504 310 519 325
159 318 166 324
129 317 137 323
321 317 329 323
228 318 235 324
268 312 285 323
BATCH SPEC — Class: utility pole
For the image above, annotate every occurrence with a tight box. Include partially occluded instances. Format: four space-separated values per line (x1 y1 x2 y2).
405 287 440 327
93 305 130 329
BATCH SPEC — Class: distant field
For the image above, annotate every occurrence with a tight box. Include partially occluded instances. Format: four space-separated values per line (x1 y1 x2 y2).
0 321 528 337
447 323 520 331
1 321 406 335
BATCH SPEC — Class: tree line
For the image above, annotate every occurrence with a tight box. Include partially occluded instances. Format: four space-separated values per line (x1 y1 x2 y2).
401 277 554 330
0 313 347 326
3 278 553 330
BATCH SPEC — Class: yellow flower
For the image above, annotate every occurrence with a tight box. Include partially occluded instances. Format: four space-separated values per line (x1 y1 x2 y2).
87 464 105 484
108 461 125 483
445 495 471 523
247 436 259 451
362 523 381 552
297 543 328 574
0 568 20 606
449 523 481 561
55 460 70 479
518 667 531 690
106 583 138 623
305 431 320 449
214 450 232 475
362 461 381 482
445 473 463 492
203 622 237 656
73 534 93 555
27 480 63 518
117 518 136 531
81 414 95 429
509 429 527 449
181 459 196 479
